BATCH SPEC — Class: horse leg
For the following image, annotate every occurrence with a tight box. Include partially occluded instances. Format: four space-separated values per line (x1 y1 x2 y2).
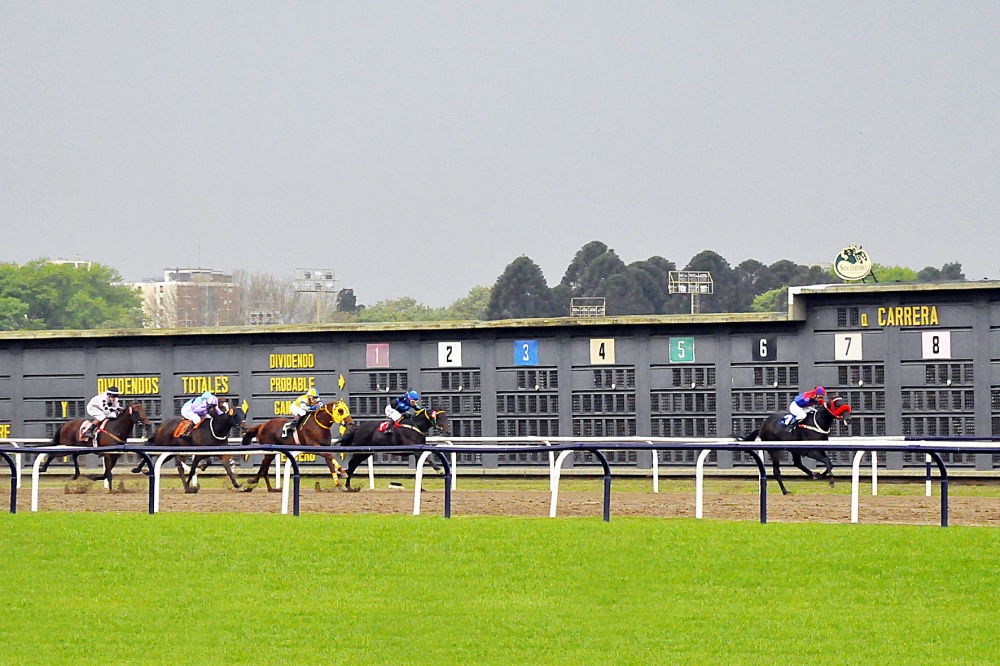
131 458 147 474
246 455 278 493
812 451 835 486
184 456 205 493
220 455 243 490
319 452 346 487
769 451 790 495
344 453 371 492
175 456 195 493
790 452 815 479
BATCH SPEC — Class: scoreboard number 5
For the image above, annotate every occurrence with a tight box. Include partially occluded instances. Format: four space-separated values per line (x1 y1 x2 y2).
834 333 863 361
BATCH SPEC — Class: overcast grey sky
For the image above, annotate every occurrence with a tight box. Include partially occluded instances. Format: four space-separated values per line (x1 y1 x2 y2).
2 2 998 307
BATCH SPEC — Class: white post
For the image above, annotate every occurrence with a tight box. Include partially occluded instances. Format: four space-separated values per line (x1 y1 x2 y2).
695 449 711 519
545 441 555 491
153 453 171 513
31 453 47 512
367 456 375 490
925 454 932 497
871 450 878 496
275 453 282 490
12 443 21 490
649 440 659 494
549 450 574 518
851 450 865 523
413 451 434 515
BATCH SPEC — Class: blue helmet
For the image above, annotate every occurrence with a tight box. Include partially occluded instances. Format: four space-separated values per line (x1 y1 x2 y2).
406 390 420 402
815 386 825 396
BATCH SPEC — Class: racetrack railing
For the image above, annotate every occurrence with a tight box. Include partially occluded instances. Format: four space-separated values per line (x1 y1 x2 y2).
4 436 1000 526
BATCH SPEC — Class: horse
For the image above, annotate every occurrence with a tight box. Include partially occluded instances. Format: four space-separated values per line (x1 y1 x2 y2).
240 399 355 492
144 402 247 493
43 402 152 487
738 395 852 495
339 409 450 491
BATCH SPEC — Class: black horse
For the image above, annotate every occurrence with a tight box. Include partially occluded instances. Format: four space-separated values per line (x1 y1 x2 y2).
143 403 247 493
338 409 450 491
738 396 852 495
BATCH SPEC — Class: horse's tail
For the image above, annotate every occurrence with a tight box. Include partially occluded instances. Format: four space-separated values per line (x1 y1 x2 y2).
51 428 61 446
241 425 261 446
738 429 761 442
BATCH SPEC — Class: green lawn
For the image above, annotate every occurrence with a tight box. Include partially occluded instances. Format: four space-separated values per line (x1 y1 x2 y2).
1 514 999 665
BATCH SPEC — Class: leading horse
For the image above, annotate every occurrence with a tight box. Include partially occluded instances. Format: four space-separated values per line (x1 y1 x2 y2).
43 402 152 487
241 400 355 492
738 395 852 495
145 401 247 493
339 409 450 491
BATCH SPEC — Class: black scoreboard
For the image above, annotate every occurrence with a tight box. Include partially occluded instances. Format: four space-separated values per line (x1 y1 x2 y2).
1 281 998 471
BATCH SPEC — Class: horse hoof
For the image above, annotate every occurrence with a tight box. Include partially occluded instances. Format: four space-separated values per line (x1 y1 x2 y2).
345 486 361 493
184 486 199 494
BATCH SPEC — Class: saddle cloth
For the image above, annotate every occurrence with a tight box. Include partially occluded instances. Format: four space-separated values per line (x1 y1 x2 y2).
377 420 394 433
173 420 193 438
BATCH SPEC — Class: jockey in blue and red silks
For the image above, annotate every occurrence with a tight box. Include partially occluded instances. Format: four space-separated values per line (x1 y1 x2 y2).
782 386 826 427
384 390 420 426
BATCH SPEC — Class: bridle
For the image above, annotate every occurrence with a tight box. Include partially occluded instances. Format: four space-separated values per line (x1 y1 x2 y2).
311 401 352 431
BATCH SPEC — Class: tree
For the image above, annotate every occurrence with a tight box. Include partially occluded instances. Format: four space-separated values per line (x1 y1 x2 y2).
682 250 734 313
487 257 555 319
356 297 440 322
444 286 491 320
336 288 359 314
871 264 919 283
751 286 789 313
0 259 142 330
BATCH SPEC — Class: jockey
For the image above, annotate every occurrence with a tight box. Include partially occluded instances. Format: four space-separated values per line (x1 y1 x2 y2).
83 386 122 442
288 388 322 432
782 386 826 427
384 389 420 425
180 391 224 437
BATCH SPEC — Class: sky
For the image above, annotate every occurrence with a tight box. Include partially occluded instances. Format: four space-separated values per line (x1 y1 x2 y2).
2 2 998 307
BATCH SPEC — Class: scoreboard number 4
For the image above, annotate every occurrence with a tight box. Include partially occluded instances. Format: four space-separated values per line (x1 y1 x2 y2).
589 339 615 365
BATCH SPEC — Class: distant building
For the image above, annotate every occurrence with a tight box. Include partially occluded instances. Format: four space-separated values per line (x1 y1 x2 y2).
134 268 238 328
48 255 93 269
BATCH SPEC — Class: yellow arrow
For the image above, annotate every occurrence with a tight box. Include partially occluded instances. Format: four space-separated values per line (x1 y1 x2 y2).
338 374 346 391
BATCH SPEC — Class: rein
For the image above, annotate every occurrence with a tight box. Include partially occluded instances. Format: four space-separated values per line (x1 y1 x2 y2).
205 413 231 441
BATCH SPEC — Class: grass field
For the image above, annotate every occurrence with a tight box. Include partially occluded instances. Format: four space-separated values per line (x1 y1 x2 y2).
2 514 999 665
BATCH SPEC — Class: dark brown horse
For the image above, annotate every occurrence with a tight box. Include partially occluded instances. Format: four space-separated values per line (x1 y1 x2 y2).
241 400 355 492
145 403 247 493
339 409 450 491
43 402 152 486
738 395 852 495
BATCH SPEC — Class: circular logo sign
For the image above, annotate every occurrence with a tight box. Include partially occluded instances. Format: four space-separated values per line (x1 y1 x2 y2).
833 244 872 281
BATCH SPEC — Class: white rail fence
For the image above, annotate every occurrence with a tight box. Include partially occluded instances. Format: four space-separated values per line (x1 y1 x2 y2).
3 435 993 524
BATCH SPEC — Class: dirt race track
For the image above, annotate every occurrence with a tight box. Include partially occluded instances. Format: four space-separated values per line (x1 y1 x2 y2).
16 480 1000 526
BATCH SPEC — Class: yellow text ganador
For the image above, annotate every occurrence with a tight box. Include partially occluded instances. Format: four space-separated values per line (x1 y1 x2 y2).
874 306 939 327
